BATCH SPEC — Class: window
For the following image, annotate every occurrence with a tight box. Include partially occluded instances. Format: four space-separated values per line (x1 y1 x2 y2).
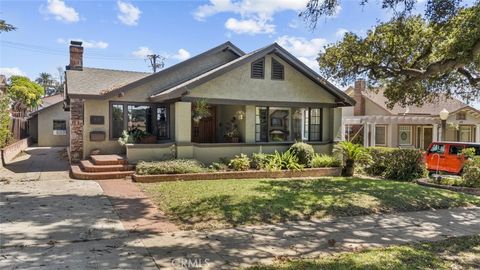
251 58 265 79
53 120 66 135
459 126 472 142
375 125 387 145
255 107 322 142
429 144 445 154
456 112 467 120
449 145 464 155
398 126 413 145
271 58 284 80
110 102 169 140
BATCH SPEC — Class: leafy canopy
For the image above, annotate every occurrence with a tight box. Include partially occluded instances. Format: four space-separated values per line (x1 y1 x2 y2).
7 76 44 108
302 0 480 107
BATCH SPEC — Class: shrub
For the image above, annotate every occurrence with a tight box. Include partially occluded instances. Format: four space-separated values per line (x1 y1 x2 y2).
289 142 315 166
264 150 304 171
311 154 341 168
209 162 229 171
384 149 427 181
333 141 372 177
136 159 205 175
463 157 480 188
229 154 251 171
251 153 269 170
364 147 396 176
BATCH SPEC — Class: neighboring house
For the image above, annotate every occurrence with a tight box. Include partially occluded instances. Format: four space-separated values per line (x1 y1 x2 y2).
28 94 70 146
63 41 354 164
342 80 480 149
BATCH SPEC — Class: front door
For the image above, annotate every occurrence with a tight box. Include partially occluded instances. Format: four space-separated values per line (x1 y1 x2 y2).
192 105 216 143
423 127 433 150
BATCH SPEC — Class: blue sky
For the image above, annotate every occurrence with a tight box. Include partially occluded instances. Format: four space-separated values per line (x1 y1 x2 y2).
0 0 478 108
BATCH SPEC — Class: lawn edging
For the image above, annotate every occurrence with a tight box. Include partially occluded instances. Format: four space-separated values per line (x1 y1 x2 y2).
417 178 480 196
133 167 341 183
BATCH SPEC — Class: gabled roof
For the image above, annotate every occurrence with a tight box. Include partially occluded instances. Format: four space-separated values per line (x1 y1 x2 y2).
66 67 150 97
29 94 64 116
150 43 355 106
346 86 479 116
66 41 244 99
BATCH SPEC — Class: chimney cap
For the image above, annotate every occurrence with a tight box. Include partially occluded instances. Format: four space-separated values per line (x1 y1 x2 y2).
70 40 82 46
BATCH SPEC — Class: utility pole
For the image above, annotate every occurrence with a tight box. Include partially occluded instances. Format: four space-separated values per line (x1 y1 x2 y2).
146 54 165 73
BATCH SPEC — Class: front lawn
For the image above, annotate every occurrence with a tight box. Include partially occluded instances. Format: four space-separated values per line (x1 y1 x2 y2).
249 235 480 270
138 177 480 230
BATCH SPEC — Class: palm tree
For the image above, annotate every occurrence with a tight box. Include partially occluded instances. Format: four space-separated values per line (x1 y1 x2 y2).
35 73 54 96
333 141 372 177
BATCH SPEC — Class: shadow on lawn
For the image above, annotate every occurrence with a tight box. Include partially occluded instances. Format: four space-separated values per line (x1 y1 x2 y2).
168 178 480 228
0 190 157 269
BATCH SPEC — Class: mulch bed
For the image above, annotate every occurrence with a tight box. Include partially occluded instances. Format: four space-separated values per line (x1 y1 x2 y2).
417 178 480 196
133 167 342 183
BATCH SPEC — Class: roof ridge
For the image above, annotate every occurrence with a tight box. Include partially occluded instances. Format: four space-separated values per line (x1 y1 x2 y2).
82 67 151 74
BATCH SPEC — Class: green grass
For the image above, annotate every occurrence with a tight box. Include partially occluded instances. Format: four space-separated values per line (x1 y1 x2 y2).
138 177 480 230
248 235 480 270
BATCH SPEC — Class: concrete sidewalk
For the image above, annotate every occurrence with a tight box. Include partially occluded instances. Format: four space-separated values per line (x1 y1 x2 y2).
142 207 480 269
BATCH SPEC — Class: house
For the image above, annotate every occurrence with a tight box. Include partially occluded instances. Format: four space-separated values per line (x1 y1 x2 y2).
28 93 70 146
63 41 354 165
342 80 480 149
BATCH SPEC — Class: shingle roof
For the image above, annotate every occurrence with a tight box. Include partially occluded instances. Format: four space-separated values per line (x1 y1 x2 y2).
66 67 150 96
346 86 473 115
29 94 64 116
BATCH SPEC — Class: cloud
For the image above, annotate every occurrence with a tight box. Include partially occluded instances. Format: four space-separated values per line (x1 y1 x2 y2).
0 67 26 78
276 35 327 71
194 0 307 35
43 0 80 23
172 49 191 61
335 28 348 38
57 38 109 49
131 46 153 58
225 18 275 34
117 0 141 26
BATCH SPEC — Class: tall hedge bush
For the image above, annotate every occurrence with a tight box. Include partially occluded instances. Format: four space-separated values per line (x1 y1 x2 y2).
289 142 315 166
463 157 480 188
365 147 426 181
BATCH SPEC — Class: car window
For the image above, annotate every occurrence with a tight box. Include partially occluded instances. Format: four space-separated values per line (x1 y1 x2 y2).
429 144 445 154
449 145 464 155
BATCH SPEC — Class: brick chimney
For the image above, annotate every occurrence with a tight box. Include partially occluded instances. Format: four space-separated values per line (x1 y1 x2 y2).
68 41 83 70
353 79 365 116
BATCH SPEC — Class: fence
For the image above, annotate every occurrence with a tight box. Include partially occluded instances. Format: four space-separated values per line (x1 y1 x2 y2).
10 111 29 141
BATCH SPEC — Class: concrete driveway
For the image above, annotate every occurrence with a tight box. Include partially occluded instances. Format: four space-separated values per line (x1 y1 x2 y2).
0 147 157 269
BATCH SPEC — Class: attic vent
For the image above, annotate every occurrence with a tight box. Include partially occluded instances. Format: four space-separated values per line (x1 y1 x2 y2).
271 58 284 80
251 58 265 79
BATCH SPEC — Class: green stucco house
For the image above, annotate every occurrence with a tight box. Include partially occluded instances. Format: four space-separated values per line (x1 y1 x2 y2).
63 41 355 166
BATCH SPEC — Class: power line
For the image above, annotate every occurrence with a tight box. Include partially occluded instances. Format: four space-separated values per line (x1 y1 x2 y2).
0 40 140 61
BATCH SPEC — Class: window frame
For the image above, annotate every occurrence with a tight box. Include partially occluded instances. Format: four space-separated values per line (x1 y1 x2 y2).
109 101 170 140
375 125 387 146
271 58 284 80
251 58 265 79
398 125 413 146
52 120 67 136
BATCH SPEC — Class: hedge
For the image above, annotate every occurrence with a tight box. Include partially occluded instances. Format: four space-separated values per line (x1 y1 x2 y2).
365 147 426 181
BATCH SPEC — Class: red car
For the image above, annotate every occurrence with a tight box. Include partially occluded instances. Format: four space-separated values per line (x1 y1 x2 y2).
424 142 480 174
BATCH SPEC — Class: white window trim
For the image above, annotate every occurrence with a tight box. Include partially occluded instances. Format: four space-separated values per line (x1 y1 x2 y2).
375 125 387 146
398 125 413 146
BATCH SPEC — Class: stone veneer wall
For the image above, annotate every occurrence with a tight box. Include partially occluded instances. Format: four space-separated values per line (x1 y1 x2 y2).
70 98 84 162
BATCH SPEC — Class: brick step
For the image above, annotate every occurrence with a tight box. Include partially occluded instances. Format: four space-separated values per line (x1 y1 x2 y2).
91 154 127 165
70 165 134 180
80 160 134 173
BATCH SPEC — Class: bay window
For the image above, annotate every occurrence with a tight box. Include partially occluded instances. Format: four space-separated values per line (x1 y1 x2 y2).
255 106 323 142
110 102 169 140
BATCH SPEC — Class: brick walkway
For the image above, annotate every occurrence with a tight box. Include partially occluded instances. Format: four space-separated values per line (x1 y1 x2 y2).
97 179 178 234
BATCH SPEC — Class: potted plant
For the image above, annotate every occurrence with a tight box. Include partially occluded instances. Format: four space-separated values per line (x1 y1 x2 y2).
225 127 241 143
333 141 372 176
192 99 211 124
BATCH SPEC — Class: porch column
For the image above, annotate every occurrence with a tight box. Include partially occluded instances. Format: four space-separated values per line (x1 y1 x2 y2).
174 102 193 159
476 124 480 143
244 105 256 143
363 122 369 147
332 107 342 141
370 123 376 147
340 122 346 141
432 124 439 142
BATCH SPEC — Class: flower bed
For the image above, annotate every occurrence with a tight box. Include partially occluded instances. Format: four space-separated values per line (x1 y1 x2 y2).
132 167 341 183
417 178 480 196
